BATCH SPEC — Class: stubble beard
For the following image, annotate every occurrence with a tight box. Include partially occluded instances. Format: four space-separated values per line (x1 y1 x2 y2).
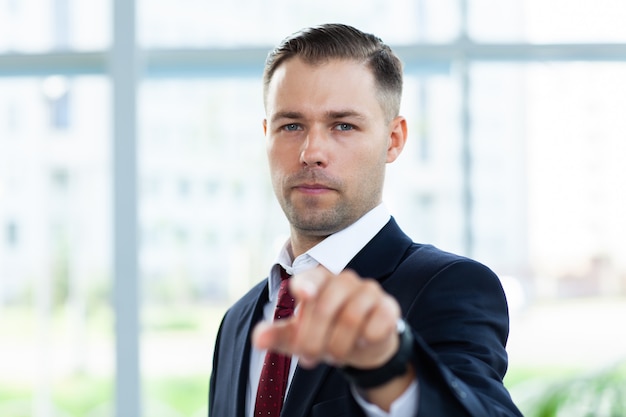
281 185 382 239
283 198 352 237
275 164 385 238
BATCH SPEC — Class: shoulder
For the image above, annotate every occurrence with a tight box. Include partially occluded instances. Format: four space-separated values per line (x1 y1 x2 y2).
386 243 505 310
398 243 497 282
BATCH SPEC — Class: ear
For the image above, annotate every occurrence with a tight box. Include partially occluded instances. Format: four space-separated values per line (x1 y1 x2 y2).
386 116 407 163
263 119 268 136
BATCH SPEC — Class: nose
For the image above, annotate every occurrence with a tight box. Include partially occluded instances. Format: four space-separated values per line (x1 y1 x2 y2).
299 127 329 167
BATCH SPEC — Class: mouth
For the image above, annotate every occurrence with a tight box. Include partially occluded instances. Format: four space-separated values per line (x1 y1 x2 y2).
293 183 335 195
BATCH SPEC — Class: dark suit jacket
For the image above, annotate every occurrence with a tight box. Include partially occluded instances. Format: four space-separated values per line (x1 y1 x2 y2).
209 218 523 416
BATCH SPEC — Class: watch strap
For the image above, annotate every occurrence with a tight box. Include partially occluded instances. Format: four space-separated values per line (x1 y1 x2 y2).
340 319 414 389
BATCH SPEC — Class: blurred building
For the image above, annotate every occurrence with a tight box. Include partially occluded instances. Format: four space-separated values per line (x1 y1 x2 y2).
1 0 626 310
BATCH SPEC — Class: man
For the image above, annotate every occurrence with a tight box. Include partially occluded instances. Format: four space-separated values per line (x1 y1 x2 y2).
209 23 522 417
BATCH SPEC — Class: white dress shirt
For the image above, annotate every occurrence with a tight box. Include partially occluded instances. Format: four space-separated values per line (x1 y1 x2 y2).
246 203 418 417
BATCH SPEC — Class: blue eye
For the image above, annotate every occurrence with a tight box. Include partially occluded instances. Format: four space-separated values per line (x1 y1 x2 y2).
335 123 354 131
283 123 300 131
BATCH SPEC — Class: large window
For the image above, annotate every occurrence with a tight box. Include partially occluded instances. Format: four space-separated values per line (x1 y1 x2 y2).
0 75 112 416
1 1 626 416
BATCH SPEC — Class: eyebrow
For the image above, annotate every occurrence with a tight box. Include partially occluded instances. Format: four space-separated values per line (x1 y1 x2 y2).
270 109 367 124
325 110 367 120
270 111 303 123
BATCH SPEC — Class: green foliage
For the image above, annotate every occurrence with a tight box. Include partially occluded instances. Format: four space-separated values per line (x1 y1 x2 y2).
145 375 208 416
51 235 71 307
0 375 207 417
0 376 113 417
53 375 113 416
521 361 626 417
0 381 31 403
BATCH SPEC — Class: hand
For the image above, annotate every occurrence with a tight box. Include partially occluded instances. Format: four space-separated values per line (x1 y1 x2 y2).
252 266 401 370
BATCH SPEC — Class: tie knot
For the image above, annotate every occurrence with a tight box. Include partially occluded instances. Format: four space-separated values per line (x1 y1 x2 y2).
275 268 294 319
279 266 290 282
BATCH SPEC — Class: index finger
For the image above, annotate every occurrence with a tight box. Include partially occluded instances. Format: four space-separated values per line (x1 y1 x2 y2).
289 266 330 302
251 317 297 353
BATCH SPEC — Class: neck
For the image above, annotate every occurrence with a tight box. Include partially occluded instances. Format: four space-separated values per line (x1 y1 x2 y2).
289 230 328 258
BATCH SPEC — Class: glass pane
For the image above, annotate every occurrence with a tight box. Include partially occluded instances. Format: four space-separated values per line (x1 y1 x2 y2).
469 0 626 43
0 0 110 52
468 64 528 276
388 74 466 254
524 63 626 289
139 77 274 302
469 62 626 413
468 0 526 42
419 0 462 42
525 0 626 43
138 77 273 417
0 76 113 417
138 0 459 48
471 62 626 295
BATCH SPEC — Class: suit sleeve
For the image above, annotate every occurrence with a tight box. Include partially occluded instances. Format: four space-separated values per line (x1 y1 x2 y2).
405 260 522 417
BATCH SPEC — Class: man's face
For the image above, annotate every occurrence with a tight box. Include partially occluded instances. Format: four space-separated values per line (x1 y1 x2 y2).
264 57 405 246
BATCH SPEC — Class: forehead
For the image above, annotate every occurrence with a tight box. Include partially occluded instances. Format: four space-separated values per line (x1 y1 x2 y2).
265 58 385 120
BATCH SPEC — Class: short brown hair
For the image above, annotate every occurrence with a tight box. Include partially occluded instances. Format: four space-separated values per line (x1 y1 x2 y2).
263 23 404 121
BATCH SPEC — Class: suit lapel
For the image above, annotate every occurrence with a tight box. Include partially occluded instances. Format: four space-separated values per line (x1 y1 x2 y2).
280 364 333 416
232 282 269 417
346 217 413 282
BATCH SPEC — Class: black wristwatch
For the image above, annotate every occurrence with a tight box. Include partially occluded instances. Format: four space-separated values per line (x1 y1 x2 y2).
341 319 414 389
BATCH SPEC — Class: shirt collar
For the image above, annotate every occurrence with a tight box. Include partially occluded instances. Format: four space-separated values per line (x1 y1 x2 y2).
268 204 390 301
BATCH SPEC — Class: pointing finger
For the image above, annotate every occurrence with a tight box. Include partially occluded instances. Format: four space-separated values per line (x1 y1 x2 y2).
251 319 296 353
289 266 329 302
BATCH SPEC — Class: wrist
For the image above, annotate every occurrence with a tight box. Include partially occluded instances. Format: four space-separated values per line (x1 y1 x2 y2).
341 319 414 389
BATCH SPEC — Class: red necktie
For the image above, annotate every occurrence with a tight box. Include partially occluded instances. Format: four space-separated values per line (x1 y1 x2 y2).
254 268 295 417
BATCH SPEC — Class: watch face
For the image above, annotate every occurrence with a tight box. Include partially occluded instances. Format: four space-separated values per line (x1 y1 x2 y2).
397 318 407 333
